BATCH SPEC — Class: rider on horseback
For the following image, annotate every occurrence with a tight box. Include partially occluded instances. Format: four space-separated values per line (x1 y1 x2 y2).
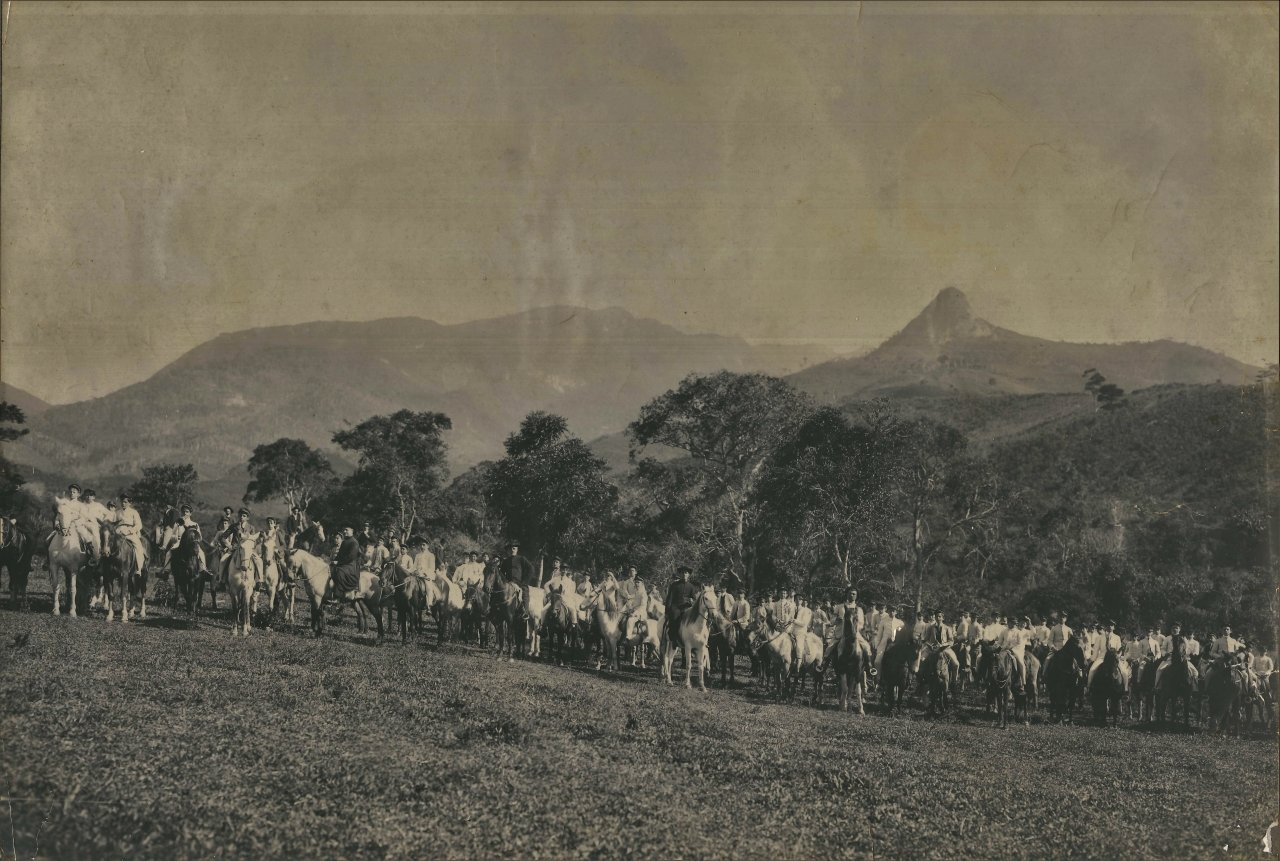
922 610 960 677
50 484 100 565
664 566 696 645
824 589 873 669
113 494 147 577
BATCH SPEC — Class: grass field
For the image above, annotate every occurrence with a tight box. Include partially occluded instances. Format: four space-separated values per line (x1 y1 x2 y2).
0 582 1276 860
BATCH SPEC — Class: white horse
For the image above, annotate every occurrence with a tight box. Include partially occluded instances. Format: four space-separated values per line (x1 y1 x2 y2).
660 585 719 690
253 547 286 629
524 584 548 658
48 497 88 617
226 535 260 637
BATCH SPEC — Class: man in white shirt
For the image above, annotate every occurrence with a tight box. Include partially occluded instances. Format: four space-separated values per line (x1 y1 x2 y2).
1138 627 1163 661
1031 617 1051 649
1086 620 1128 689
1251 650 1273 678
454 551 486 594
410 538 436 581
52 484 100 565
873 606 901 676
999 622 1029 689
1211 627 1240 662
113 494 147 578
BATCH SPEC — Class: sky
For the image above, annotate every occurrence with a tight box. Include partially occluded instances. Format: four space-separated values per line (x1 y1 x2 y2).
2 0 1277 404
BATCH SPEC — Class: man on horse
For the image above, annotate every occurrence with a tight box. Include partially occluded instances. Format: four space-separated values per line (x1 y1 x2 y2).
1154 621 1195 688
82 489 116 553
921 610 960 677
998 617 1030 690
454 550 486 595
112 494 147 578
1085 619 1127 691
1212 626 1240 661
1043 612 1073 675
618 565 647 636
218 509 261 585
826 588 873 668
500 541 536 606
331 525 365 601
664 565 697 645
50 484 100 565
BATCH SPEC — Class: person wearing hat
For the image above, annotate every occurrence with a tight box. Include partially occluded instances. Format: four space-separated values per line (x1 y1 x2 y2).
1086 620 1127 690
664 566 697 644
873 605 902 676
998 617 1030 690
218 508 261 587
327 526 363 600
50 483 100 565
729 587 751 635
618 565 648 636
81 490 115 557
112 494 147 580
454 550 486 596
1154 621 1195 689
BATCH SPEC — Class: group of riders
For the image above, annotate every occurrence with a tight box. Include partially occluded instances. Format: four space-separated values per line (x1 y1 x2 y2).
23 486 1277 727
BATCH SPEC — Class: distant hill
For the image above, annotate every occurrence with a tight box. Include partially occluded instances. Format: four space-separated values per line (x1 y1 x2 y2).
789 287 1258 401
7 306 818 485
0 382 51 419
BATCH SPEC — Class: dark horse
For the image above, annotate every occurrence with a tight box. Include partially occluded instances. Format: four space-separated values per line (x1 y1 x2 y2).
708 616 739 687
0 520 34 610
1045 637 1086 724
983 643 1027 729
879 637 916 716
487 567 525 661
1154 651 1195 727
543 591 578 666
1090 650 1126 727
831 614 866 714
170 527 206 614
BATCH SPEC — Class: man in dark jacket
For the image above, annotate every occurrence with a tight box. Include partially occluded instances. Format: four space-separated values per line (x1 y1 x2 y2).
665 566 697 644
332 526 364 600
499 541 535 585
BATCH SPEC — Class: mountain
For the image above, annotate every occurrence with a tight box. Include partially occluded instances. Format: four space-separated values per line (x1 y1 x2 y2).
789 287 1259 402
5 306 818 485
0 382 51 419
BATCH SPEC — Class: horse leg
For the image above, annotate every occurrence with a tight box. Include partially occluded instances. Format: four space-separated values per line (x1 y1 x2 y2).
68 567 78 618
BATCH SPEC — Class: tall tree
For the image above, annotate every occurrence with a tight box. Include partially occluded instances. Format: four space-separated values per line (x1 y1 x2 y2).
243 438 336 510
330 410 451 540
486 412 618 569
757 406 901 591
628 372 811 587
126 463 200 525
0 402 30 511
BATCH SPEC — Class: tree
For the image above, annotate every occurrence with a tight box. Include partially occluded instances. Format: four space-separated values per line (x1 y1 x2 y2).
889 419 1004 613
330 410 451 540
1083 368 1126 410
0 402 30 511
756 406 901 591
430 462 500 549
486 412 618 570
126 464 200 525
628 372 811 587
243 438 336 510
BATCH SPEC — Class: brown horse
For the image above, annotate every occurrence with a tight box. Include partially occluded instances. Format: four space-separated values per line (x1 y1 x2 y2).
487 569 524 661
879 638 916 716
1089 650 1126 727
830 614 866 714
984 645 1028 729
919 645 955 716
100 529 149 624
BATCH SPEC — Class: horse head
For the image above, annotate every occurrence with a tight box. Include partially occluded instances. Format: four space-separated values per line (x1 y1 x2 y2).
53 497 76 535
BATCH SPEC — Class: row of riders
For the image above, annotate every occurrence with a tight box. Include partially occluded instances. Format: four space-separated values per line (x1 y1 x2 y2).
26 488 1277 734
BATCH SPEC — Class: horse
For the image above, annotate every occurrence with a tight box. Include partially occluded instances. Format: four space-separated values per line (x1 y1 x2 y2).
522 584 548 658
226 536 260 637
830 615 866 714
1154 653 1195 727
100 529 149 623
1024 651 1041 712
170 527 207 615
585 587 622 672
422 574 465 646
919 645 956 716
286 547 385 642
623 609 662 670
47 498 89 617
543 590 579 666
0 521 34 610
460 580 490 648
748 621 794 701
1205 659 1250 735
1044 638 1086 724
659 586 718 691
708 614 739 686
879 638 916 716
377 560 421 643
1089 650 1126 727
981 643 1027 728
253 545 287 630
487 571 524 661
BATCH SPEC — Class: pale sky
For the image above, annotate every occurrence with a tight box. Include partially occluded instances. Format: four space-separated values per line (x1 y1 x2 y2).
2 1 1277 404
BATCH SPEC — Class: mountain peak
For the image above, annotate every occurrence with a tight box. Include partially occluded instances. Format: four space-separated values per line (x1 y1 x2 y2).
881 286 991 351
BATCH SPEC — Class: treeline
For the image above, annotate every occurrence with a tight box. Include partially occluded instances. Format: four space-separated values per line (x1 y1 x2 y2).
1 371 1273 644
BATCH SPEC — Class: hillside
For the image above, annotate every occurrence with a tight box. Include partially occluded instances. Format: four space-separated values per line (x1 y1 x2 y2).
0 382 51 418
8 307 809 483
790 288 1258 401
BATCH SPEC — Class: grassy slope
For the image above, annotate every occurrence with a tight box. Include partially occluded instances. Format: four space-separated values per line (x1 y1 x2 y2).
1 599 1275 861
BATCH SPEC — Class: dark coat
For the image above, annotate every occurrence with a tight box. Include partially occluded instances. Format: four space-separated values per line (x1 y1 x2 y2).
500 554 536 586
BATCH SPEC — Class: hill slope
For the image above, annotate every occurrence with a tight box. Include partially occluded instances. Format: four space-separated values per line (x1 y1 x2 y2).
790 288 1258 401
9 307 805 482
